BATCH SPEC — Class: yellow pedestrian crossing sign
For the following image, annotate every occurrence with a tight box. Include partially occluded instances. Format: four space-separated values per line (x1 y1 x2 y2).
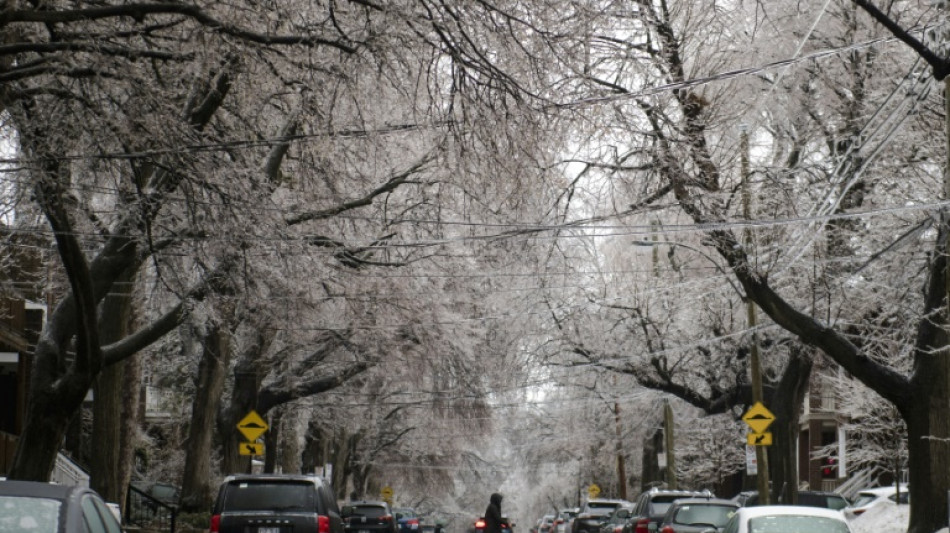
240 442 265 456
741 402 775 434
237 410 269 442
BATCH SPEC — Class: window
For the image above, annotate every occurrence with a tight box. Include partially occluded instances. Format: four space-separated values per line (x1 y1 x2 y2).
748 515 850 533
82 496 109 533
673 505 736 528
352 506 390 518
0 496 61 531
225 481 316 512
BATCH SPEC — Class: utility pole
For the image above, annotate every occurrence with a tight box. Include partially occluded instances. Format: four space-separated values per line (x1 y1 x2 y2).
664 401 677 489
614 402 628 500
741 125 770 503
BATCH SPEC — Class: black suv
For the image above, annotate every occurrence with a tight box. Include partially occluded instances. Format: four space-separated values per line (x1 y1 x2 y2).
572 499 633 533
343 501 398 533
211 474 344 533
626 489 715 533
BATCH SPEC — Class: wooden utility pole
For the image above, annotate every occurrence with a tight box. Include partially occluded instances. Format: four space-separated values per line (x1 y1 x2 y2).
664 401 677 489
614 402 628 500
741 125 770 503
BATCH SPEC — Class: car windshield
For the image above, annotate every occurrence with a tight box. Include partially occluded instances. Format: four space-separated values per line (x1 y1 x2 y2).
394 508 417 518
673 505 735 527
0 495 62 532
586 504 619 517
353 506 388 518
748 515 850 533
850 495 877 508
225 481 315 512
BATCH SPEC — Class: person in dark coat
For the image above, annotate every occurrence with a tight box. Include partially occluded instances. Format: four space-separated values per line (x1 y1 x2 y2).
484 493 504 533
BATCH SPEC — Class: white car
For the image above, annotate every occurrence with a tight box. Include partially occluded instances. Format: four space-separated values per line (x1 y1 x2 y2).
844 486 908 519
721 506 852 533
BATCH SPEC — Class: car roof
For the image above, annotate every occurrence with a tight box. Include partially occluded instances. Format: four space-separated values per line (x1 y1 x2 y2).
223 474 328 483
734 506 847 520
0 480 81 499
668 498 738 506
855 486 907 495
349 500 390 506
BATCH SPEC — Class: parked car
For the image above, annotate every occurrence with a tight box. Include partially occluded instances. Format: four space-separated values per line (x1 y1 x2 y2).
540 514 557 533
626 488 716 533
720 505 852 533
844 486 909 519
573 499 634 533
599 506 634 533
657 498 739 533
343 500 398 533
0 479 122 533
394 507 422 533
469 516 514 533
210 474 343 533
731 490 849 510
555 508 580 533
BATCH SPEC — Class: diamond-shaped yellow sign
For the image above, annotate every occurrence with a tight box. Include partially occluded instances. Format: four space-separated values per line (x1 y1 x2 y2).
237 410 269 442
746 432 773 446
741 402 775 434
239 441 265 456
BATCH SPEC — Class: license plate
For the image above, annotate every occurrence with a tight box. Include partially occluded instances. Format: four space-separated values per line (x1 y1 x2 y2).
259 528 280 533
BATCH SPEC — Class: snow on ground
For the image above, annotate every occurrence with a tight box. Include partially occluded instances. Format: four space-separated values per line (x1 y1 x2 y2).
849 502 910 533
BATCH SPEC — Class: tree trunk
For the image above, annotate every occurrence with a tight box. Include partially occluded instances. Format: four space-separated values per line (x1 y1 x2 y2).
280 415 300 474
264 410 281 474
92 363 124 502
768 348 813 505
219 352 262 475
9 365 90 480
119 354 141 510
180 324 230 513
91 267 136 505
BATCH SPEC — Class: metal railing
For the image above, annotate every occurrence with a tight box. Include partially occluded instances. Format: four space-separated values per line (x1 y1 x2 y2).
126 483 178 533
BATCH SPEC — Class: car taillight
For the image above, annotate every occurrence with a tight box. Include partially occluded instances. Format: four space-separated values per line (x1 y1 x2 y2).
661 526 675 533
210 514 221 533
319 515 331 533
635 518 650 533
383 516 393 522
476 520 487 529
614 527 624 533
409 519 420 530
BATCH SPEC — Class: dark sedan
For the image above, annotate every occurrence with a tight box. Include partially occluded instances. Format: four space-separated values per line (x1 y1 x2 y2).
343 501 398 533
0 480 122 532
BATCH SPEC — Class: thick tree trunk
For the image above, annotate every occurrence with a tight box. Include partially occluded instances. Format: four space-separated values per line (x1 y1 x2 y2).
264 410 281 474
9 363 90 480
768 349 813 505
280 414 300 474
119 354 141 510
180 325 230 512
92 363 124 502
219 355 261 475
91 267 136 505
